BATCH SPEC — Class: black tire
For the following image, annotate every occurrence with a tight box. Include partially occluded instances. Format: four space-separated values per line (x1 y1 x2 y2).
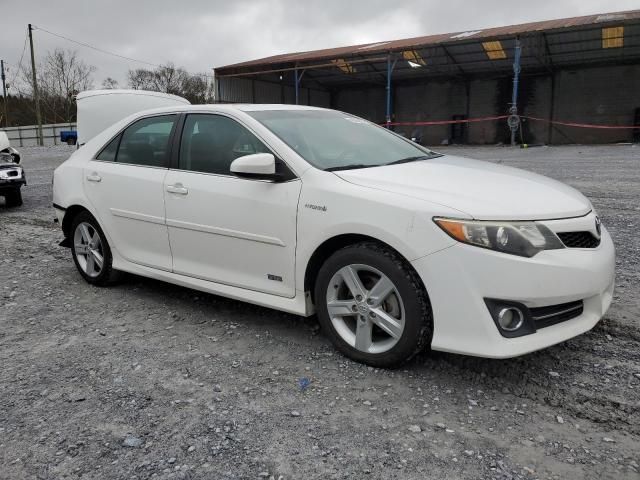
4 189 22 207
314 242 433 368
70 211 121 286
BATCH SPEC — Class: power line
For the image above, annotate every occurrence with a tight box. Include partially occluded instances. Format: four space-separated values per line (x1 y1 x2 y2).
34 25 213 78
35 25 161 68
9 32 29 86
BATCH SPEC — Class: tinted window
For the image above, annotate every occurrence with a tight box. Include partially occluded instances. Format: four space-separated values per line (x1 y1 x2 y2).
96 135 120 161
116 115 176 167
179 114 270 175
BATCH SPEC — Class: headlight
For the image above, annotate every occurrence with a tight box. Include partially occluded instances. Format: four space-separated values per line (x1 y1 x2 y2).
434 217 564 257
0 168 21 180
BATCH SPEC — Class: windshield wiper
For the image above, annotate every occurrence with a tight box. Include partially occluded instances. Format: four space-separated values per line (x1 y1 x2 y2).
385 155 432 166
324 164 374 172
325 154 438 171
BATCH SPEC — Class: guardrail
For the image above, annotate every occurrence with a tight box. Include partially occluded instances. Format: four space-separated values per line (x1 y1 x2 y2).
1 122 77 147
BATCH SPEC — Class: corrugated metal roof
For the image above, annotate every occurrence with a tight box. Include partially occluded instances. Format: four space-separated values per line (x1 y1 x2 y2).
215 9 640 74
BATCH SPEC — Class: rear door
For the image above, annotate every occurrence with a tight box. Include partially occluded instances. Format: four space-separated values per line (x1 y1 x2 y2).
83 114 177 271
163 113 301 297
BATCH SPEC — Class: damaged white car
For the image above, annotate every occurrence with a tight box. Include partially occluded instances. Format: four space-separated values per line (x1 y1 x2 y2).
0 131 25 207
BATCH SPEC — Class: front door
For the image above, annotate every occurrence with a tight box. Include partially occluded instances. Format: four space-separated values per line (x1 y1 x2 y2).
163 113 301 297
83 114 177 271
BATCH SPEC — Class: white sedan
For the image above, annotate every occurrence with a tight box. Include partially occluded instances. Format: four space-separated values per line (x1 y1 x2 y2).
52 104 615 367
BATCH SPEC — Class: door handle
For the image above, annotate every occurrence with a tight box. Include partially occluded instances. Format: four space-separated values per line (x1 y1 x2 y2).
86 173 102 182
166 184 188 195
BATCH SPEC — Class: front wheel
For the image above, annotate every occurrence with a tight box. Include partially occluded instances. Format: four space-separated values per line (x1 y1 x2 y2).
70 211 120 286
314 242 433 368
4 189 22 207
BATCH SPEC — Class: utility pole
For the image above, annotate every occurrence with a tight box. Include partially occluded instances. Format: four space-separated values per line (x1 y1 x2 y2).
0 60 8 128
28 24 43 146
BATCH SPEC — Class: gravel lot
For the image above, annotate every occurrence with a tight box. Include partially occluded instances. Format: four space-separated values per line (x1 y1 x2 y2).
1 144 639 480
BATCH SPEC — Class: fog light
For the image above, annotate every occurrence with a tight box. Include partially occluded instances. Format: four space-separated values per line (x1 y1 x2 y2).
497 307 524 331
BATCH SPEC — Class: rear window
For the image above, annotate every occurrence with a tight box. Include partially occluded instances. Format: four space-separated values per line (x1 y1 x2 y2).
96 135 120 162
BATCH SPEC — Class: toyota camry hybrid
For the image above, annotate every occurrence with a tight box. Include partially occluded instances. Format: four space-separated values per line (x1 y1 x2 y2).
52 102 615 367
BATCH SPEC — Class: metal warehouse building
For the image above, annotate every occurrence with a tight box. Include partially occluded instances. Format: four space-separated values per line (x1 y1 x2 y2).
214 10 640 145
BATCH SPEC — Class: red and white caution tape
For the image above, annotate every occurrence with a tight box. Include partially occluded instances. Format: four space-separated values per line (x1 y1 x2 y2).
384 115 508 126
523 115 640 130
383 114 639 130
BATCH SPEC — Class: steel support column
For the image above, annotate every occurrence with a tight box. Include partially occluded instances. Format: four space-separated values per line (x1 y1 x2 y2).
294 68 305 105
510 37 522 146
386 55 398 128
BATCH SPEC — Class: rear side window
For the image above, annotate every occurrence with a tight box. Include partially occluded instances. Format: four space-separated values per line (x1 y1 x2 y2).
96 135 120 162
178 114 270 175
114 115 177 167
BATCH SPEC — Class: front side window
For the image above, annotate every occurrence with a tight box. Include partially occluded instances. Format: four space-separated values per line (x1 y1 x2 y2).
178 114 270 175
247 109 441 171
114 115 177 167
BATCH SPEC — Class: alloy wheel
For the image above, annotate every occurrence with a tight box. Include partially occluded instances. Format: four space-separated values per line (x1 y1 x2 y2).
73 221 104 278
325 264 405 354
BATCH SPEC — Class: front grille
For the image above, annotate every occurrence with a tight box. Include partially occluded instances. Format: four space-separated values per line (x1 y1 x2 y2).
530 300 584 329
557 231 600 249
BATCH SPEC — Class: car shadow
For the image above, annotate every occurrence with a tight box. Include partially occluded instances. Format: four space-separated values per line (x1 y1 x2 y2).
113 270 582 381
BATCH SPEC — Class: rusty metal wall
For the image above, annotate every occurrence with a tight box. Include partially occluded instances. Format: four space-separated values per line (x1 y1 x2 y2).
218 76 331 108
217 77 253 103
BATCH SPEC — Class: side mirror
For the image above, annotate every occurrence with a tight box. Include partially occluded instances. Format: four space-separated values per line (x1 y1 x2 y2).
230 153 279 181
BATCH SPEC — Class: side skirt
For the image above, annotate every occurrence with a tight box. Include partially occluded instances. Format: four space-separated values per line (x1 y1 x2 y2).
112 253 314 317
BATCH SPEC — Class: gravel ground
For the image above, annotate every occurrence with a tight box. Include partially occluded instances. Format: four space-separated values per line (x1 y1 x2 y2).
1 144 639 480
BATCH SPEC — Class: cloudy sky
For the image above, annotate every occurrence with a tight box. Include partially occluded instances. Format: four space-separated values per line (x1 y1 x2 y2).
1 0 638 89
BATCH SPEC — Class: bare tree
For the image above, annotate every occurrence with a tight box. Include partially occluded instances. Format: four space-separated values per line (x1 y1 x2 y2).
127 63 213 104
181 74 214 104
151 63 188 95
21 48 95 123
102 77 119 89
127 68 154 90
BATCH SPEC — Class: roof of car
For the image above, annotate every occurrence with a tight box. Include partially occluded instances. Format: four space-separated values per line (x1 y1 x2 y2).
76 89 190 103
234 104 326 111
175 104 325 112
109 104 330 123
137 103 328 114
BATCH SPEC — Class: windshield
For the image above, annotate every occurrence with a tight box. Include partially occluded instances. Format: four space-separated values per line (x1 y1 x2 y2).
247 109 440 171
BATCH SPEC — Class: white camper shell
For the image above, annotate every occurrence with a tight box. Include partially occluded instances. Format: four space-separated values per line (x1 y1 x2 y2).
76 90 190 145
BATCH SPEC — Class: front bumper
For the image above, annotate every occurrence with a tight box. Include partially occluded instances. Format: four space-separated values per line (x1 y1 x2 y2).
412 225 615 358
0 177 26 193
0 165 26 193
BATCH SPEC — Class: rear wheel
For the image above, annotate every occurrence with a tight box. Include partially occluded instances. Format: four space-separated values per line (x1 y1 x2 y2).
4 189 22 207
315 242 432 368
70 211 120 286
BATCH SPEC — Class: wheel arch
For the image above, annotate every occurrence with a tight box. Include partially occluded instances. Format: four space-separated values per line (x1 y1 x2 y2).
61 204 103 240
303 233 426 305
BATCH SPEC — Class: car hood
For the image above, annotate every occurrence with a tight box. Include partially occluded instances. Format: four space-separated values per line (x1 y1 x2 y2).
334 155 591 220
0 160 21 169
